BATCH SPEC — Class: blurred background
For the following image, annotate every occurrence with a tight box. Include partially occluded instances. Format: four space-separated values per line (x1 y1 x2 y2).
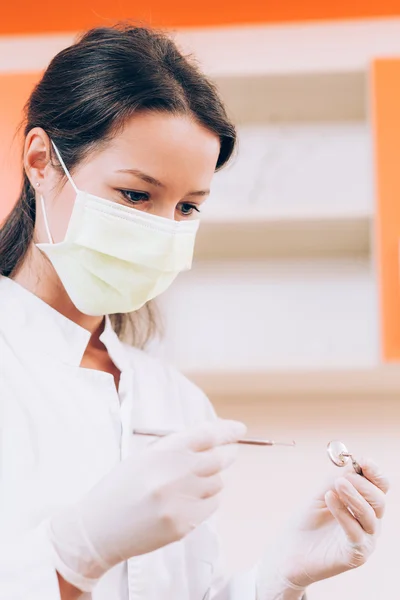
2 3 400 599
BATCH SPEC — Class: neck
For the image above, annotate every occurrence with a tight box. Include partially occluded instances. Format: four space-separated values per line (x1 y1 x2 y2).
12 243 104 337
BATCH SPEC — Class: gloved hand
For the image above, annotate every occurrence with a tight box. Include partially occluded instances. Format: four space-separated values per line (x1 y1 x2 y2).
256 459 389 599
48 419 246 591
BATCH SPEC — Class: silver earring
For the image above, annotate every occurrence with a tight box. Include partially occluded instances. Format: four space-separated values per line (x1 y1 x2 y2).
36 182 40 188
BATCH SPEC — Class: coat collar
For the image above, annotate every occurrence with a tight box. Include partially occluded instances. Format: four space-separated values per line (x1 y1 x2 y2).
0 276 129 370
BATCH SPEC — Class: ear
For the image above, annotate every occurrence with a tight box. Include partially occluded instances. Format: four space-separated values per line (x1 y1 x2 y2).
24 128 52 189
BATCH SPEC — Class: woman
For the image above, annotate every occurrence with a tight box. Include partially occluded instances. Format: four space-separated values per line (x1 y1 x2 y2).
0 24 389 600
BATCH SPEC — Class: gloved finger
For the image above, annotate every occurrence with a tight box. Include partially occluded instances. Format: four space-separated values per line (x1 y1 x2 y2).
357 458 390 494
161 420 247 453
198 474 224 499
325 490 365 545
344 472 387 519
193 444 239 477
334 477 377 535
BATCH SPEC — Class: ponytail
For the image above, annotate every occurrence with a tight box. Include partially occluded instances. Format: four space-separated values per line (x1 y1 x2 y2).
0 173 35 276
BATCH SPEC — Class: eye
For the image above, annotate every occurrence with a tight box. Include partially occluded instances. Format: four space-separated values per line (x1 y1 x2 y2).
119 190 149 204
178 203 200 217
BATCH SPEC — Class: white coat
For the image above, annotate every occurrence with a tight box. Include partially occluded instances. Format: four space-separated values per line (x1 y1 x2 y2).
0 276 256 600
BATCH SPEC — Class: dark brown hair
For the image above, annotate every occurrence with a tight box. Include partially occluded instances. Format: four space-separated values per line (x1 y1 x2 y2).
0 23 237 346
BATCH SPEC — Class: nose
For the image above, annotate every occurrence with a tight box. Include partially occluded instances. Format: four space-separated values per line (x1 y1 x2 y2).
151 202 177 221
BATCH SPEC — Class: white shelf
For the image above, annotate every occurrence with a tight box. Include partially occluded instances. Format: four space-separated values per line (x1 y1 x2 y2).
176 19 400 78
155 257 378 373
208 122 373 218
183 365 400 397
195 120 373 259
195 213 370 260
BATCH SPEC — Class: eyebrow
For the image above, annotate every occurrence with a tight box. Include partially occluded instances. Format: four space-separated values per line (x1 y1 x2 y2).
116 168 210 198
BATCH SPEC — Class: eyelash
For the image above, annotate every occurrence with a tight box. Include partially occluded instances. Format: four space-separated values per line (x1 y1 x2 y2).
119 190 149 204
118 190 201 217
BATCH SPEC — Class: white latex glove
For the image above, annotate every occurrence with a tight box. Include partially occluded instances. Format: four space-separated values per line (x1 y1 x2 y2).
256 458 389 599
48 419 246 591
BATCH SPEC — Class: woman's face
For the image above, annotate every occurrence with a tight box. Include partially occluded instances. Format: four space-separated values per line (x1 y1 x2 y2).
26 111 221 243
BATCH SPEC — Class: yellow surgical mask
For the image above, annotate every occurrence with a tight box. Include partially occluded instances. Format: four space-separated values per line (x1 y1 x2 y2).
36 141 199 316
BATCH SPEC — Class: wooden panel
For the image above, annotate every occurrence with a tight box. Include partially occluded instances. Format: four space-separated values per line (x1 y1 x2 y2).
372 60 400 361
0 72 40 222
195 217 370 260
1 1 400 35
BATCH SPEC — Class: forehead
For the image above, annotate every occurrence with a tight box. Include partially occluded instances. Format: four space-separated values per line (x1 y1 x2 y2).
96 111 220 177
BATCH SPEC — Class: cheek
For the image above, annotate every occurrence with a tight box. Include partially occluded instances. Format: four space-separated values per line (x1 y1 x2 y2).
47 188 76 243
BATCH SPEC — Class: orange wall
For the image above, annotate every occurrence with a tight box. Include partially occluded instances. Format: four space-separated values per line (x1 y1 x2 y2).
372 59 400 361
1 1 400 34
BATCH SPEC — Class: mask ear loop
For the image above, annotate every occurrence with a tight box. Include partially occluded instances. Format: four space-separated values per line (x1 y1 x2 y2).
39 195 54 244
50 140 79 194
39 141 79 244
